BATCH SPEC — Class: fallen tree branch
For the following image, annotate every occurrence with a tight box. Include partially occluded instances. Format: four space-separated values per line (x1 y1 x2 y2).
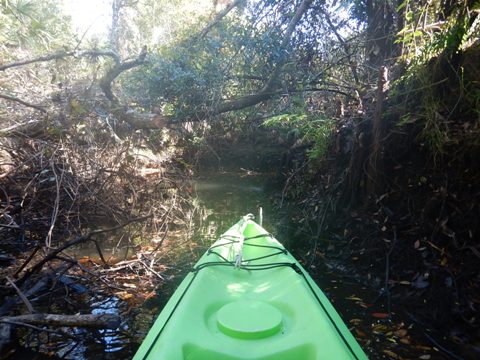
215 86 354 115
0 320 75 339
0 314 118 352
0 277 48 317
137 257 164 280
0 94 47 113
0 50 120 72
99 46 148 103
0 313 120 329
13 247 40 278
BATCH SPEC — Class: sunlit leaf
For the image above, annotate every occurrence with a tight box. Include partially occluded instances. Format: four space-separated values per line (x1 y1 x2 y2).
354 328 367 337
382 349 399 359
372 324 388 332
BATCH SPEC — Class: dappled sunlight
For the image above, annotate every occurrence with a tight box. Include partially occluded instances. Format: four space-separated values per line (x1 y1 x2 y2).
253 281 273 294
225 280 274 295
226 282 246 294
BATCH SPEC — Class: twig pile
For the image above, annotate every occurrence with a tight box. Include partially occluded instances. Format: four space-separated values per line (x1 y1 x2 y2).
0 112 195 356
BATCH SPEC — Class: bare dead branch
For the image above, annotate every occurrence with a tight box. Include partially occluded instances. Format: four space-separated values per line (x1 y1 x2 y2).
5 276 34 314
137 257 164 280
0 94 47 113
0 49 120 72
13 247 40 278
45 161 63 248
0 320 75 339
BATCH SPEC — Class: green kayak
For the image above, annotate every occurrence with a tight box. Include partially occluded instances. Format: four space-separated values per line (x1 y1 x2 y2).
134 214 368 360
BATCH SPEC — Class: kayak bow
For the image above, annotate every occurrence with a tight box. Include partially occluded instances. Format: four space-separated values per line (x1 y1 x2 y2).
134 214 368 360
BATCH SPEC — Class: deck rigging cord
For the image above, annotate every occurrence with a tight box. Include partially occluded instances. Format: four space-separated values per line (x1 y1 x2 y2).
140 215 360 360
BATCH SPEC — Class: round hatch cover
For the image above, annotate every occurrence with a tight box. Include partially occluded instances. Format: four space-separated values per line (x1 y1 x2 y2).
216 300 282 339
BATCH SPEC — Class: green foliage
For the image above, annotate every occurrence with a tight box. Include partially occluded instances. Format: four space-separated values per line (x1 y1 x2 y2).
304 118 335 161
396 0 479 65
419 88 449 160
392 61 451 161
122 13 285 117
263 106 334 161
121 0 353 122
0 0 72 52
392 0 480 161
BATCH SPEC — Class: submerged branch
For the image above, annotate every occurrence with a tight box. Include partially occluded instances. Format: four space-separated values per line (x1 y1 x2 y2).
0 313 120 329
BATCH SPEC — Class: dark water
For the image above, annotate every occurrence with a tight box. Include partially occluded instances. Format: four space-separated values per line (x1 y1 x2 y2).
11 172 450 359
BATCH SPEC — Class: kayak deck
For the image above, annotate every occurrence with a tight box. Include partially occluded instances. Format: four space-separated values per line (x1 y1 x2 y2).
134 217 368 360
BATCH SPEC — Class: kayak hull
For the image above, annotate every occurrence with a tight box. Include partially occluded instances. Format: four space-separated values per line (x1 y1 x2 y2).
134 218 368 360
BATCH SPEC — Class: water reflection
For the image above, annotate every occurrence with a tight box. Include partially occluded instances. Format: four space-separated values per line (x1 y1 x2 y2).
90 297 124 353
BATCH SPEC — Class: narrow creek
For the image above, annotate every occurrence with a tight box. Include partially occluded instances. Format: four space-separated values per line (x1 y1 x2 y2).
15 171 448 359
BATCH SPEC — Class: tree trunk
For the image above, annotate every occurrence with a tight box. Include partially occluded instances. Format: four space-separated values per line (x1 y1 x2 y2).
366 66 388 198
365 0 394 67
